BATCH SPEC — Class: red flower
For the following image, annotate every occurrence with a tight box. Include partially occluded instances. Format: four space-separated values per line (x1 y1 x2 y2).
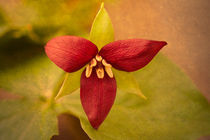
45 36 167 129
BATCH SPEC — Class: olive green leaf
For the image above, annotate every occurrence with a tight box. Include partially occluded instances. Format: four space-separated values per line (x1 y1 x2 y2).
0 99 58 140
113 69 147 99
54 69 83 100
89 2 114 49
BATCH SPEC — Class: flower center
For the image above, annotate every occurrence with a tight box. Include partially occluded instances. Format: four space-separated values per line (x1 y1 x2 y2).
85 54 113 79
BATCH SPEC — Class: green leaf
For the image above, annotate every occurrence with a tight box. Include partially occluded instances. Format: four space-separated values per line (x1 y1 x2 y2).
89 2 114 49
0 99 58 140
54 69 83 100
0 53 61 139
113 69 147 99
0 34 62 139
0 25 83 139
59 54 210 140
0 55 62 99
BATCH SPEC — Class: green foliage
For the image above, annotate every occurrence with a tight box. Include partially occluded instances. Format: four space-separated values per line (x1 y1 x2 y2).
0 2 210 140
54 69 83 100
0 32 62 139
0 0 103 42
0 100 58 140
114 70 147 99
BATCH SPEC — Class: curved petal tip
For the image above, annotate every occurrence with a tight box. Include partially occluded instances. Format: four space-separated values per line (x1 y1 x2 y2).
100 39 167 72
80 69 116 129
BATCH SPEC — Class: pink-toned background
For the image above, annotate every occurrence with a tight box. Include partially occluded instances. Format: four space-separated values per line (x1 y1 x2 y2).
106 0 210 102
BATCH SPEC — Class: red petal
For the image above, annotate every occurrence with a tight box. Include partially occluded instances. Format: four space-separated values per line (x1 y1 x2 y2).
45 36 98 72
99 39 167 72
80 69 116 129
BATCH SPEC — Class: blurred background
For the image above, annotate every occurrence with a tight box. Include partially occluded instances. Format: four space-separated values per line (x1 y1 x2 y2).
0 0 209 139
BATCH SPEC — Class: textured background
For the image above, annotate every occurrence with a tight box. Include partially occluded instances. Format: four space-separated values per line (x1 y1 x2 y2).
106 0 210 102
0 0 209 139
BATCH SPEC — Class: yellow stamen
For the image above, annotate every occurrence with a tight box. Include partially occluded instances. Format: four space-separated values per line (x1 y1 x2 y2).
86 57 113 79
102 59 111 67
85 64 92 78
102 59 113 78
105 67 113 78
85 58 97 78
96 67 104 79
96 54 102 62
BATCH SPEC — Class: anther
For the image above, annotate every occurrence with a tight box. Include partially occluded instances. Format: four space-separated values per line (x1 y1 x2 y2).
96 67 104 79
102 59 113 78
105 67 113 78
95 54 102 62
102 59 111 67
85 64 92 78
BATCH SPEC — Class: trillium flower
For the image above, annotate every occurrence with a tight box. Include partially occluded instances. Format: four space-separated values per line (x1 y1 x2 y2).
45 35 167 129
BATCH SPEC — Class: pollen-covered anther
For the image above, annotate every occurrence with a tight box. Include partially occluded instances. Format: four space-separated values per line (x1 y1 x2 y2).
86 56 113 79
85 64 92 78
102 59 113 78
85 58 97 78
